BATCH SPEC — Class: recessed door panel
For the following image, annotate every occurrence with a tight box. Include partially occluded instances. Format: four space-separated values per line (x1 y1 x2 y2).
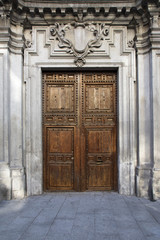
86 128 115 190
45 127 74 190
49 129 73 153
87 129 113 153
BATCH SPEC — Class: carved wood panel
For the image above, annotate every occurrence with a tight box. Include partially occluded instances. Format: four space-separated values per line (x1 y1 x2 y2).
43 72 117 191
45 127 74 190
81 73 117 190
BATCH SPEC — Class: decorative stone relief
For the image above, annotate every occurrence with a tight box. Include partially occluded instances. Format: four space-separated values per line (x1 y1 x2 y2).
127 40 135 48
151 15 159 28
24 39 32 48
50 22 109 67
24 30 32 49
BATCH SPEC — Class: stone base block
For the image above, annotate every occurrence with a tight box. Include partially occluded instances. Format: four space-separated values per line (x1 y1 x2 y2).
152 169 160 200
11 168 25 199
136 166 152 199
0 164 11 201
119 161 135 196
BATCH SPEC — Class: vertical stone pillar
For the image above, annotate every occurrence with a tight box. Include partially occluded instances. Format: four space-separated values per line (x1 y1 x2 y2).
25 65 43 196
135 22 153 198
136 3 160 199
149 8 160 200
0 12 11 200
9 24 25 199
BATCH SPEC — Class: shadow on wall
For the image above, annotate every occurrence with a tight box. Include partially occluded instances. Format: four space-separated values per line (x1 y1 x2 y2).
0 167 11 201
0 183 11 201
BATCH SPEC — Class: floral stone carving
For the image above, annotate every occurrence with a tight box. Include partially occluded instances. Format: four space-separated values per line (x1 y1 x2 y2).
50 22 109 67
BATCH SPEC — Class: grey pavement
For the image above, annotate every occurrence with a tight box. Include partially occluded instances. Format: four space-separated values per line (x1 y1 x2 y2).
0 192 160 240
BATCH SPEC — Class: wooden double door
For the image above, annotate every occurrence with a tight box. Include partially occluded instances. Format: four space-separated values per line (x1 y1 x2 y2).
43 72 117 191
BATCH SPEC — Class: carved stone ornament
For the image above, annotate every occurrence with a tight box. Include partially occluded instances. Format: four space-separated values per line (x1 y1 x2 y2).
24 39 32 48
50 22 109 67
127 40 135 48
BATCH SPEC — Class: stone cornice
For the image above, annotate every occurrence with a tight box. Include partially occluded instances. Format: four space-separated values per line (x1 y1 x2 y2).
0 0 158 27
15 0 145 16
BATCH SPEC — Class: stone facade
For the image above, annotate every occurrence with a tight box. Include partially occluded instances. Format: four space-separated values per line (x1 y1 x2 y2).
0 0 160 200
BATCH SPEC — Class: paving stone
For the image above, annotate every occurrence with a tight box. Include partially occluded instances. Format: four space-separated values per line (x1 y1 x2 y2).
87 231 96 240
19 206 42 218
119 234 145 240
130 208 156 223
95 219 118 235
0 231 22 240
70 226 91 240
139 221 160 237
95 233 120 240
7 216 34 233
72 212 94 228
45 233 71 240
19 232 45 240
116 219 139 229
0 214 19 225
33 207 59 224
46 194 66 208
47 219 74 235
145 205 160 224
119 229 145 240
24 222 50 236
56 198 79 219
0 223 9 232
146 237 160 240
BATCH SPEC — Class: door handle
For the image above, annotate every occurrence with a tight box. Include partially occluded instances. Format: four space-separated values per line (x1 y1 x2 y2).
96 157 103 164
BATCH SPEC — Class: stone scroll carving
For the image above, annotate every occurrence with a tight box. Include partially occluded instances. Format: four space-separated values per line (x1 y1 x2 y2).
50 22 109 67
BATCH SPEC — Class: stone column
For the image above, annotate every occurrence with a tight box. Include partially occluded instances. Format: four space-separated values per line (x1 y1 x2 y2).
149 7 160 200
135 21 153 199
0 12 11 200
9 23 25 199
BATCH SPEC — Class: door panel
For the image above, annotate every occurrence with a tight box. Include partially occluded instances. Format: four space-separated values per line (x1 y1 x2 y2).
86 127 115 190
43 72 117 191
81 73 117 190
87 129 113 153
85 84 114 112
48 129 73 153
45 127 74 190
46 85 74 112
88 165 112 188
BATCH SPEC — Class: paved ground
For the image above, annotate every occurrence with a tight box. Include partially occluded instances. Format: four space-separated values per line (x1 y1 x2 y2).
0 192 160 240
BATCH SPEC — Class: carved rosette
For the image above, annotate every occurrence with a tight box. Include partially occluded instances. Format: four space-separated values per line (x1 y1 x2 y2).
50 22 109 67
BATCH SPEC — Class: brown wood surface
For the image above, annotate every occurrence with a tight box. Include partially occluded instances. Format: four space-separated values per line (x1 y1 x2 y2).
43 72 117 191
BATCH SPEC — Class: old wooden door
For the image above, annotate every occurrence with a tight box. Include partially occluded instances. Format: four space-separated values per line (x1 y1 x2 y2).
43 72 117 191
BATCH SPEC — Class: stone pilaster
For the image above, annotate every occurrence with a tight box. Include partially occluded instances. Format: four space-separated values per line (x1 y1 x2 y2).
9 23 25 199
0 6 11 200
135 1 160 200
148 4 160 200
135 17 153 199
0 2 26 200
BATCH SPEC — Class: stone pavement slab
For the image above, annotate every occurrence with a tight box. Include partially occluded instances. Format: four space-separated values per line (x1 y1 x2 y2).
0 192 160 240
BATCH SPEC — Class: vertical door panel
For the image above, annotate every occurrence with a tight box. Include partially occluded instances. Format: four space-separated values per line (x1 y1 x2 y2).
43 73 79 191
46 127 74 190
81 73 117 190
